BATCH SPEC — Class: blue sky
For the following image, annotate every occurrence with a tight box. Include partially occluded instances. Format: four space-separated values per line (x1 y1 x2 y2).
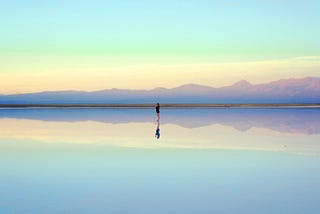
0 0 319 93
1 0 319 57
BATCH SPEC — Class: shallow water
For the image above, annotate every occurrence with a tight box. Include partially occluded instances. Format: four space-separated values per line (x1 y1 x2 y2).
0 108 320 213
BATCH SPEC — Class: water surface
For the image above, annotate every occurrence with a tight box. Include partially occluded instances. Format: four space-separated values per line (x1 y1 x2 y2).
0 108 319 213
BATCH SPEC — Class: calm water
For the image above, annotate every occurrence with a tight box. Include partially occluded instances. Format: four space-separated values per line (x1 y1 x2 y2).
0 108 320 214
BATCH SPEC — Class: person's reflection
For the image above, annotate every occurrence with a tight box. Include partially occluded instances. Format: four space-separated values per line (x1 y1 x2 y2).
155 119 160 139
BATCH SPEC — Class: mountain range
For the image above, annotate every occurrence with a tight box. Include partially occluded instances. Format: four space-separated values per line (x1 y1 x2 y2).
1 77 320 104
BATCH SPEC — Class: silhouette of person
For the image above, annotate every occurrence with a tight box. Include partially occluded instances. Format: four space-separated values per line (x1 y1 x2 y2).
155 103 160 121
155 119 160 139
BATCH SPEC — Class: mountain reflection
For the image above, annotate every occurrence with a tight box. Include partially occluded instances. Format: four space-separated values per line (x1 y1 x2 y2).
0 108 319 135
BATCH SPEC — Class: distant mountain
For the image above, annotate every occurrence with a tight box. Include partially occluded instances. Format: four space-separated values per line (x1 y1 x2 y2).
0 77 320 104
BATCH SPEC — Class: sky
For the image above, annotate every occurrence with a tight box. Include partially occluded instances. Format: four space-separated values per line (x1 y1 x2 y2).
0 0 320 94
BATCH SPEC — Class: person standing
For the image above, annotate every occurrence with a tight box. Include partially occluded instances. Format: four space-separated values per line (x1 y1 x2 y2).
155 103 160 121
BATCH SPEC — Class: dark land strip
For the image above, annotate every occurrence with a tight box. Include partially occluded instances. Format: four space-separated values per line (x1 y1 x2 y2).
0 103 320 108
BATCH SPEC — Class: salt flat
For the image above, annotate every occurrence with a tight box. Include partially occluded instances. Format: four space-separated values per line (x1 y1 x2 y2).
0 108 319 213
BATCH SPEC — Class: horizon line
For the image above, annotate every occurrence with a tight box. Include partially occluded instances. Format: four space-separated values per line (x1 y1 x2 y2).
1 103 320 109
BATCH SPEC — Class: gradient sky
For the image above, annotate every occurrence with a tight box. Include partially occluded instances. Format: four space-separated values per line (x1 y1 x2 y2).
1 0 320 93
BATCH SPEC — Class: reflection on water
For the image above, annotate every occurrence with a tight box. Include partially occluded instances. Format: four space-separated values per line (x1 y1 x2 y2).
0 108 319 154
0 108 319 134
0 108 320 213
155 119 160 139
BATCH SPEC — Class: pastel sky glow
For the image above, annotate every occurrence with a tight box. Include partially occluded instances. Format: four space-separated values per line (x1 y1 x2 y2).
1 0 319 93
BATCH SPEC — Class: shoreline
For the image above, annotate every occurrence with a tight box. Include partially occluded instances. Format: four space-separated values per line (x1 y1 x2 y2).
0 103 320 108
